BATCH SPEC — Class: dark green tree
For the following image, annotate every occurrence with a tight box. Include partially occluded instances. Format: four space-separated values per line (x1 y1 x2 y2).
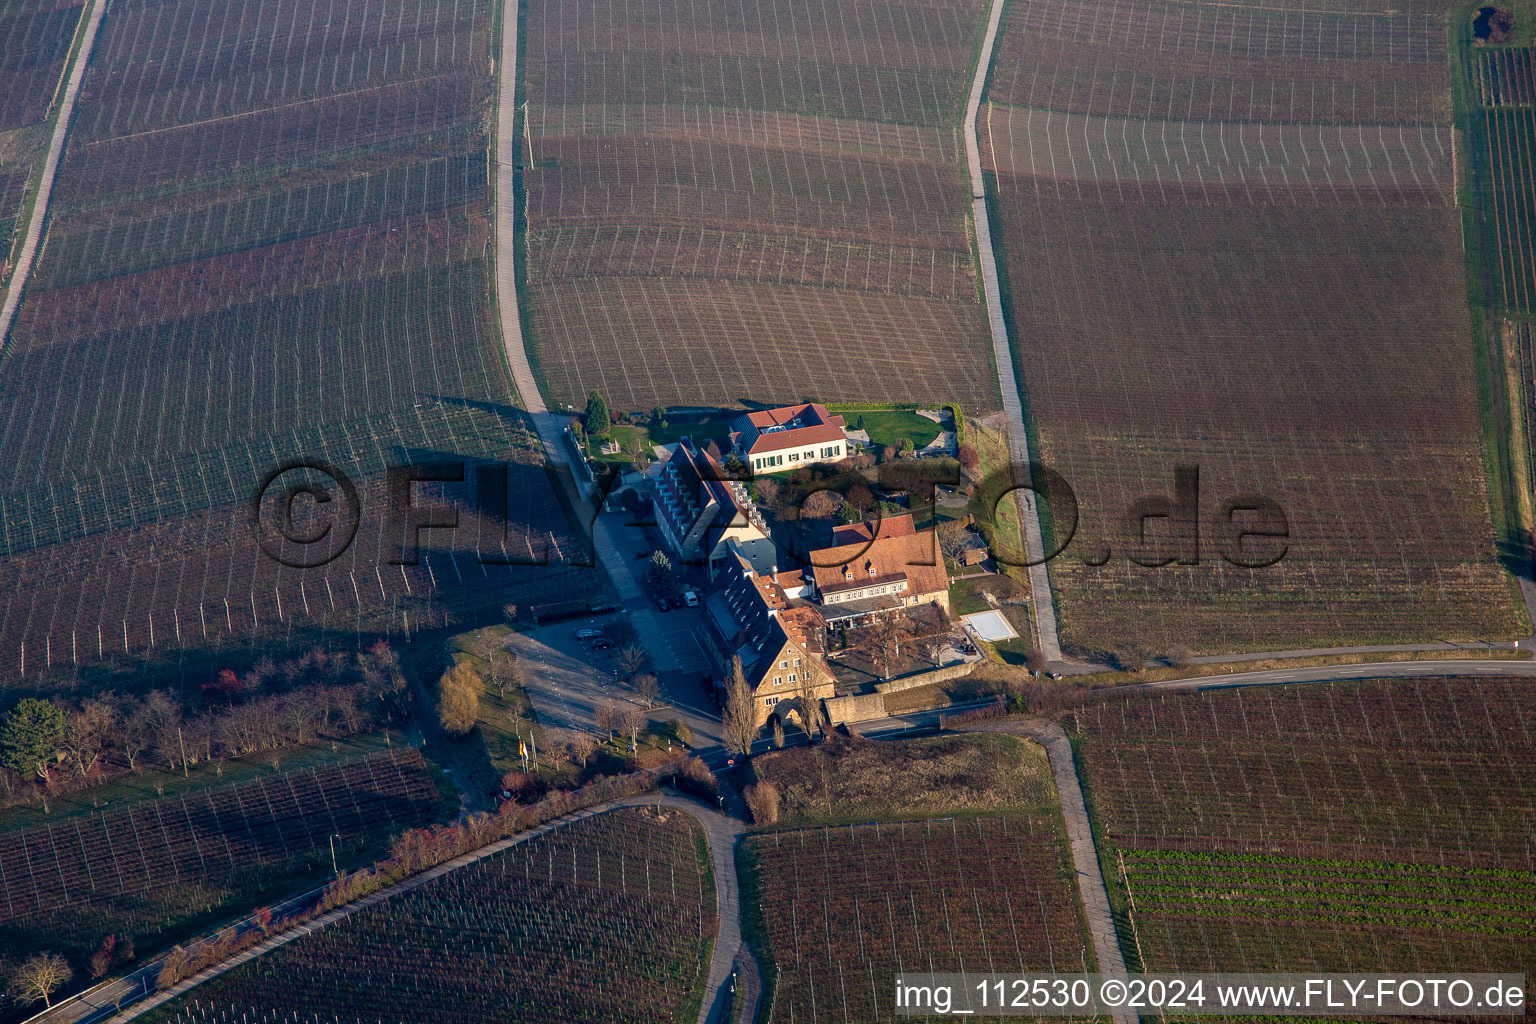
584 391 611 436
0 698 65 782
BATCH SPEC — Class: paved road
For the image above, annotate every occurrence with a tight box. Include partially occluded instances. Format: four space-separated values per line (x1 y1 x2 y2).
970 720 1136 1024
960 0 1062 662
0 0 107 349
492 0 561 457
620 794 751 1024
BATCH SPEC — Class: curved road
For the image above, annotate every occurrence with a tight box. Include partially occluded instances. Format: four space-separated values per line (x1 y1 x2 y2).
38 797 754 1024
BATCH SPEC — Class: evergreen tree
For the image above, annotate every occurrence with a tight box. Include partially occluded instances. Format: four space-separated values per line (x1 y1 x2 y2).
0 699 65 782
584 391 611 435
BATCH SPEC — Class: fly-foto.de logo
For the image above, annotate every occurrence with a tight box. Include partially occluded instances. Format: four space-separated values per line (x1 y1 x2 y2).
251 458 1288 572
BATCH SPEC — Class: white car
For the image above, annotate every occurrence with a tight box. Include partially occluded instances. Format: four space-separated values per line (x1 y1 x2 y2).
682 591 699 607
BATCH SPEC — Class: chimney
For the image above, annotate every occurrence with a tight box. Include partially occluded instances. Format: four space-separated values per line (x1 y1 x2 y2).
771 565 778 583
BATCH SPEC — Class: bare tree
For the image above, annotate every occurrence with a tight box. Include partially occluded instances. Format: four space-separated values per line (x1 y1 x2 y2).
1024 648 1049 677
1166 644 1195 669
872 612 911 679
616 644 649 678
721 656 758 756
631 672 660 708
568 730 597 769
488 650 522 700
436 662 481 736
619 706 648 751
792 694 825 740
1114 647 1150 673
937 523 972 565
771 718 786 749
743 781 781 825
62 699 117 779
15 952 71 1008
595 701 619 742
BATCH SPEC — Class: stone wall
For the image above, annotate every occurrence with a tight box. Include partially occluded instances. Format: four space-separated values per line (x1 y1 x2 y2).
824 692 887 724
874 660 977 694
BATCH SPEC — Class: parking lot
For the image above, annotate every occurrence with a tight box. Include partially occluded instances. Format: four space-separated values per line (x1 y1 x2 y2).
507 610 725 749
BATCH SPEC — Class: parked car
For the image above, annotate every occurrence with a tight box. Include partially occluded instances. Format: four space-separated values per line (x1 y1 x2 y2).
682 590 699 607
576 628 603 641
655 595 670 611
591 638 614 650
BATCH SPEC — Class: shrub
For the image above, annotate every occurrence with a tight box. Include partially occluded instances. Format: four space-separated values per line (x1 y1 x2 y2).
744 782 781 825
671 757 718 801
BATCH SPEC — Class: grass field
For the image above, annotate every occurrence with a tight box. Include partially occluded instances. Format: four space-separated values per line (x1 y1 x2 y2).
842 408 943 449
0 746 451 996
520 0 1000 412
983 0 1525 655
1072 678 1536 975
0 0 605 685
140 807 716 1024
739 734 1092 1022
750 732 1051 826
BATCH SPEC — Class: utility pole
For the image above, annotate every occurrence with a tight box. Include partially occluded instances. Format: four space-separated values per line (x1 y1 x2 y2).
329 834 341 878
522 100 534 166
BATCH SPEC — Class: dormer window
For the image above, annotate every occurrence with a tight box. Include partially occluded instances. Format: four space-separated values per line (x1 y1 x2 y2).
867 561 876 577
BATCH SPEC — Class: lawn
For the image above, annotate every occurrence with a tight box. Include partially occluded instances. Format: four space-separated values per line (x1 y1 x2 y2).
948 574 1037 666
839 408 942 449
588 412 736 467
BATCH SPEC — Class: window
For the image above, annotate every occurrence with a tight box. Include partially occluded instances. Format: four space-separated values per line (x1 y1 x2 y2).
774 677 783 686
789 452 799 461
766 696 780 706
795 658 802 665
804 450 814 460
780 660 789 669
754 457 762 469
789 673 797 682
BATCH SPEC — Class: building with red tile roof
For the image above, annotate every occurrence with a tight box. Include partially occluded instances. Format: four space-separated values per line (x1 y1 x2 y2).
729 404 848 474
804 513 949 624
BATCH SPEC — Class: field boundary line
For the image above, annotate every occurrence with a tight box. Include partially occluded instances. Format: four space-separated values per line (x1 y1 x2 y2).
81 74 451 148
0 0 108 354
961 0 1062 662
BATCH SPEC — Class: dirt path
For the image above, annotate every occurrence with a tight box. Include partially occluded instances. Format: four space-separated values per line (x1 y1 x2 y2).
0 0 108 349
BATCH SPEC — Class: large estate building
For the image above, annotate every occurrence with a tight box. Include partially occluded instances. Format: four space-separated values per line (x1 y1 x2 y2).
729 404 848 474
703 553 835 726
804 514 950 624
652 439 770 576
